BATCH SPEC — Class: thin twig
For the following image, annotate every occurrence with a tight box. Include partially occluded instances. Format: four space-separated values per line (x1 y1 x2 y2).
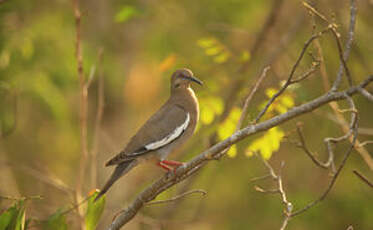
90 48 105 189
255 27 331 123
146 189 207 206
290 61 320 83
358 88 373 102
252 157 292 230
353 170 373 189
331 0 357 90
295 124 330 170
291 94 358 217
72 0 88 227
236 66 270 130
0 195 43 201
303 0 356 90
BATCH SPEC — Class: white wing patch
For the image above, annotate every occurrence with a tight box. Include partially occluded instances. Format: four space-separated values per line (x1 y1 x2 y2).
145 113 190 150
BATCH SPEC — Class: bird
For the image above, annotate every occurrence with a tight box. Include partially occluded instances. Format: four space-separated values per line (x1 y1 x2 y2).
95 68 202 201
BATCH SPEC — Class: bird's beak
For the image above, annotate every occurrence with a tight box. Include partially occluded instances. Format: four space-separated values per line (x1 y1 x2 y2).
185 76 203 86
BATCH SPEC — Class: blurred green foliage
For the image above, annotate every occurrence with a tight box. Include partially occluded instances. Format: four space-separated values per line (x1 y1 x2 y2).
0 0 372 229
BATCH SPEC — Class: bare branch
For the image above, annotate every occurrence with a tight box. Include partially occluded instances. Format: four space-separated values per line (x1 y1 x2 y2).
236 66 270 130
107 77 372 230
255 27 331 123
290 60 320 84
353 170 373 189
358 88 373 102
290 94 358 217
330 0 357 90
295 123 330 169
303 0 357 91
252 158 292 230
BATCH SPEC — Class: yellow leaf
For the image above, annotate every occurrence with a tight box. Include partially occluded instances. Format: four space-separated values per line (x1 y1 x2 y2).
199 96 224 125
213 52 229 63
217 107 241 140
227 145 237 158
201 106 214 125
246 127 284 160
197 38 215 48
265 88 277 98
275 104 287 114
280 95 294 108
205 47 222 56
209 97 224 115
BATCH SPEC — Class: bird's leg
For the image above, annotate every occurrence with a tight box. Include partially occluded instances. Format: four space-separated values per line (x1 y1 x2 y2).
162 160 184 167
157 161 174 171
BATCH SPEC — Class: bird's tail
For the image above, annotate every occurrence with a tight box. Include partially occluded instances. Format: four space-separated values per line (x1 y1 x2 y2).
95 160 137 202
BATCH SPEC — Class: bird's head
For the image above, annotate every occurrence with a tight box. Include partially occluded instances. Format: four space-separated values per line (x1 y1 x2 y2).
171 68 203 90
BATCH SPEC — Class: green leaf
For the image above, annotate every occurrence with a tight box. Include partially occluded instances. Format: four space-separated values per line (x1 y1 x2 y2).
1 200 26 230
43 209 67 230
14 205 25 230
114 5 138 23
0 207 16 230
85 191 106 230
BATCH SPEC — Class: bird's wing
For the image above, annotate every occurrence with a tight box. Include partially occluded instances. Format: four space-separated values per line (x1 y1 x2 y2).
105 103 189 166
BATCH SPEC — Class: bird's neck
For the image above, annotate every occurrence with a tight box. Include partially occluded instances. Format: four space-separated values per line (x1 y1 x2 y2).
171 87 198 108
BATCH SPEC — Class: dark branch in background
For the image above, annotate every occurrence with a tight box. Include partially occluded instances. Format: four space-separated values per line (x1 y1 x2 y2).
239 0 284 73
217 0 285 122
353 170 373 189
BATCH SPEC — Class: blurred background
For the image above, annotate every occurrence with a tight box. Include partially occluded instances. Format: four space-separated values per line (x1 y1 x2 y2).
0 0 372 229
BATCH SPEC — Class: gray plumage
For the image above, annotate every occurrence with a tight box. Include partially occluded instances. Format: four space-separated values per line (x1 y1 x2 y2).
95 68 201 201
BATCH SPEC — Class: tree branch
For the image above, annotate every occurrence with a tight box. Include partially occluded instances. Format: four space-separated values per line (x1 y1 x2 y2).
107 76 372 230
353 170 373 189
